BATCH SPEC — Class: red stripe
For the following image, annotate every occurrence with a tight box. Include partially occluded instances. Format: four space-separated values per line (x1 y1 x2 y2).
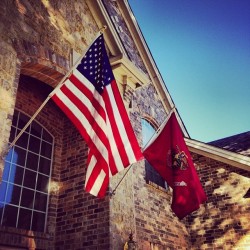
52 92 110 197
103 83 130 172
111 81 143 161
52 94 88 140
52 94 109 178
85 151 109 198
98 172 109 197
108 146 117 176
69 74 106 122
59 84 108 150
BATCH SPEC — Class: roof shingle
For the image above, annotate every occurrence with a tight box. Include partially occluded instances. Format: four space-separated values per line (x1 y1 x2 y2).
209 131 250 157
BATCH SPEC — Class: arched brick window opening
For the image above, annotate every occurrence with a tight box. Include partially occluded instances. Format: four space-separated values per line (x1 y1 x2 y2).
0 109 53 232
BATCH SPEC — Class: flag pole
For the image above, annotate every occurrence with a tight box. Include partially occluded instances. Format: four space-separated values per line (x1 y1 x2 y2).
109 108 177 197
109 164 134 197
1 26 107 159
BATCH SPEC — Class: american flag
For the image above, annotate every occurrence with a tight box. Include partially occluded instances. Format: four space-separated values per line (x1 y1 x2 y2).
51 34 143 197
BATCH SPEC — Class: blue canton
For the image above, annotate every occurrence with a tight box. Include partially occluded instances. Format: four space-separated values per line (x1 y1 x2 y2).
77 34 114 94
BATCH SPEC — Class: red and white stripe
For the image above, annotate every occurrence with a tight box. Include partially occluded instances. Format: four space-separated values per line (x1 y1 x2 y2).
52 68 143 197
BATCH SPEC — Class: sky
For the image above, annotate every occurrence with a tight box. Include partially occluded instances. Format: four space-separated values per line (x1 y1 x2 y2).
128 0 250 142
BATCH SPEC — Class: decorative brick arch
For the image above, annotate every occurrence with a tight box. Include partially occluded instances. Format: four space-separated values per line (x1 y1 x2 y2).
21 62 65 88
141 115 159 130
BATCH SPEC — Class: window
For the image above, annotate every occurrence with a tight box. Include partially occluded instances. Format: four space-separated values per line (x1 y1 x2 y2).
0 110 53 232
141 118 166 189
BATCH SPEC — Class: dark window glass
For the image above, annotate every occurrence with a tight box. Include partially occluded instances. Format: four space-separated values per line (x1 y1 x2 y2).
2 205 18 227
0 204 4 218
28 135 41 154
42 129 52 142
20 188 34 209
6 184 21 206
40 142 52 158
34 192 47 211
18 113 30 131
18 208 32 230
23 169 36 189
145 161 166 188
12 166 24 185
39 157 51 175
16 132 29 148
32 211 45 232
36 174 49 193
9 126 16 142
12 110 18 126
14 146 26 167
26 152 39 171
30 121 42 138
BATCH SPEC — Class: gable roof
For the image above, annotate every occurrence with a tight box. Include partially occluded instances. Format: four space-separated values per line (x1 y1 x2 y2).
185 136 250 171
209 131 250 157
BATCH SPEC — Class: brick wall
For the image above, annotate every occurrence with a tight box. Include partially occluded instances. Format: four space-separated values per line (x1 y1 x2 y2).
0 75 64 249
0 39 20 181
55 109 110 249
0 75 110 249
103 0 148 75
0 0 101 172
188 153 250 250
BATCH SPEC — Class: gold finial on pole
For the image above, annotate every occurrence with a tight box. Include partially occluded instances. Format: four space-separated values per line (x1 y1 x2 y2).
100 25 107 34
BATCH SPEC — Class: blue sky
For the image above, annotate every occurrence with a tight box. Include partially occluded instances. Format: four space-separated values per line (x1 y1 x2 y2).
129 0 250 142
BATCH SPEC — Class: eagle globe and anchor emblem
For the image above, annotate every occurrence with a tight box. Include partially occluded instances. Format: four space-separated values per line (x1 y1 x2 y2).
167 145 189 186
167 145 189 170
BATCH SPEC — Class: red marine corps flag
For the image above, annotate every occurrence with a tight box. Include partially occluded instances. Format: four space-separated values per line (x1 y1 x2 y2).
143 112 207 219
51 34 143 197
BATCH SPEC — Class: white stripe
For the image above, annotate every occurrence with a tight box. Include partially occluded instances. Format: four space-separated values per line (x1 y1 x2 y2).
64 79 107 135
73 70 127 172
85 154 106 196
85 154 97 185
106 116 124 173
90 169 106 196
54 89 109 163
73 69 105 108
107 85 137 164
89 169 106 196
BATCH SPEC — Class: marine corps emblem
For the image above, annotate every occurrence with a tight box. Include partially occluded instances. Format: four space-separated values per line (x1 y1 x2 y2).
167 145 189 170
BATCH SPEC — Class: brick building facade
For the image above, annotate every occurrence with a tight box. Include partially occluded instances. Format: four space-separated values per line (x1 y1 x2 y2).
0 0 249 249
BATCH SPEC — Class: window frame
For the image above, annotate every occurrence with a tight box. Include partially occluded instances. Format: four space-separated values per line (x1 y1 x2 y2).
0 109 54 232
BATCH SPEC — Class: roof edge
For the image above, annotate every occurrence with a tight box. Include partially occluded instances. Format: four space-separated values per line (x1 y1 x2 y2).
185 138 250 171
116 0 189 137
